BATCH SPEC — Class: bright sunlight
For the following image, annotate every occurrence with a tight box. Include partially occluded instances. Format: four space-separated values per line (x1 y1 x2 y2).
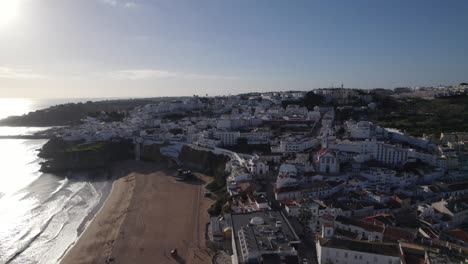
0 0 19 26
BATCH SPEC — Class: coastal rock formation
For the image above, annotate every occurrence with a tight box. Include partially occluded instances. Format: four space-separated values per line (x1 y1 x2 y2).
39 138 229 180
140 143 229 178
39 138 134 173
178 145 229 178
140 143 170 163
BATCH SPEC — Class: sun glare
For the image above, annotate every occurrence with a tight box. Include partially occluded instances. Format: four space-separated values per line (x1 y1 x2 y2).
0 0 19 26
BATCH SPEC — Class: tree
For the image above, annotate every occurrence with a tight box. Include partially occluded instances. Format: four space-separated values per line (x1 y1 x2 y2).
298 205 312 227
169 128 183 135
336 127 346 138
303 92 325 109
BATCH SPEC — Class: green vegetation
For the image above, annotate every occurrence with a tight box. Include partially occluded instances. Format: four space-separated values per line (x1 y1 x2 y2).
282 91 325 110
370 95 468 136
207 174 230 216
207 191 230 216
161 112 187 121
298 205 312 227
87 111 125 122
0 99 155 127
66 142 107 153
206 175 226 193
169 128 184 135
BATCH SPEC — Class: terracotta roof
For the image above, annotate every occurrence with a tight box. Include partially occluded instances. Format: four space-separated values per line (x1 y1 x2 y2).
384 226 416 242
318 148 327 155
279 198 305 206
360 214 393 227
336 216 385 233
239 182 256 192
448 229 468 243
320 214 336 221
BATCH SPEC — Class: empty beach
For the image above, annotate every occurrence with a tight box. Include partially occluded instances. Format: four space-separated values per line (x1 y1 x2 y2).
61 161 214 264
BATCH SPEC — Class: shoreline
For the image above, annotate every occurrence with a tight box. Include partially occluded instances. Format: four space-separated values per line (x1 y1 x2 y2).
60 161 215 264
60 165 137 264
57 173 115 263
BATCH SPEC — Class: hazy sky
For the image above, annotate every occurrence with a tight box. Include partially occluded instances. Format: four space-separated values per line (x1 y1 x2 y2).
0 0 467 98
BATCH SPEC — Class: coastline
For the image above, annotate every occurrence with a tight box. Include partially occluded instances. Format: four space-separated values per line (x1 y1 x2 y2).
60 166 136 264
60 161 215 264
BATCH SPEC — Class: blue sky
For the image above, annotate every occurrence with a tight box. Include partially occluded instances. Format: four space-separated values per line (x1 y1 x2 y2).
0 0 467 98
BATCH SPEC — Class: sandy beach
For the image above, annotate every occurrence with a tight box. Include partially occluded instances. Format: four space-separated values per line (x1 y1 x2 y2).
61 161 214 264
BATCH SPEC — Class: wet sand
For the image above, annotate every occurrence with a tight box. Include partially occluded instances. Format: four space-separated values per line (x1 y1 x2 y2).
61 161 214 264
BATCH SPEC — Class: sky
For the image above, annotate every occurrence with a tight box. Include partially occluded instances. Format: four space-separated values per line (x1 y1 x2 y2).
0 0 467 98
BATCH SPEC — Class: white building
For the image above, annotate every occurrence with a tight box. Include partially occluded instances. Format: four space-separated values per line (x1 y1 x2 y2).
231 211 300 264
360 168 419 188
247 157 269 176
214 131 241 146
346 120 374 139
196 137 221 148
279 137 318 153
316 225 402 264
318 149 340 174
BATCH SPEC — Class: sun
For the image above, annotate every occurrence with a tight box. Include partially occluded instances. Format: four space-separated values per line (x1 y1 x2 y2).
0 0 19 26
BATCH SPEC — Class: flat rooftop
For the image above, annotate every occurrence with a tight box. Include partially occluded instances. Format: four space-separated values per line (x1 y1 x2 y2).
231 210 300 262
319 237 400 257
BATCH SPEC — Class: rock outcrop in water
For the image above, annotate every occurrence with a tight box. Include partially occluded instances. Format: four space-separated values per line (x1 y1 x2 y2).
39 137 134 173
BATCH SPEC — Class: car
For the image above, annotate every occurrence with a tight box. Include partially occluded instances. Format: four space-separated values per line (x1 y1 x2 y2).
302 258 308 264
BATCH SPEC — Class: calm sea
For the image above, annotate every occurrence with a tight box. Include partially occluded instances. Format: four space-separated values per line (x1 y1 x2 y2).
0 98 112 264
0 98 116 120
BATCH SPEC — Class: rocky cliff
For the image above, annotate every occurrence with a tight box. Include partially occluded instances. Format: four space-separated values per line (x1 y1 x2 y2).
39 138 229 178
178 145 229 178
39 138 134 173
140 144 229 177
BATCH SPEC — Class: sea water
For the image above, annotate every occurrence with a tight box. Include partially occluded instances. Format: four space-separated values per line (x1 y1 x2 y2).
0 100 112 264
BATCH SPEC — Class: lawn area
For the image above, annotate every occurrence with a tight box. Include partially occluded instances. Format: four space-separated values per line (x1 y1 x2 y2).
66 142 108 153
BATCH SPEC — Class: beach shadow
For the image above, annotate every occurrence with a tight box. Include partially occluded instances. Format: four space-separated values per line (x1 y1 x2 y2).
173 255 185 264
179 177 207 186
51 160 216 186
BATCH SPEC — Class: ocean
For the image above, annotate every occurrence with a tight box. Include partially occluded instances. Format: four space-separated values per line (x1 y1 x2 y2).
0 99 112 264
0 98 115 120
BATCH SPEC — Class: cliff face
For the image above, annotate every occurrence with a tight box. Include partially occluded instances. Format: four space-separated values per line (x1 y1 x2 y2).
140 144 170 163
39 138 134 173
39 139 229 178
140 144 229 177
178 145 229 177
